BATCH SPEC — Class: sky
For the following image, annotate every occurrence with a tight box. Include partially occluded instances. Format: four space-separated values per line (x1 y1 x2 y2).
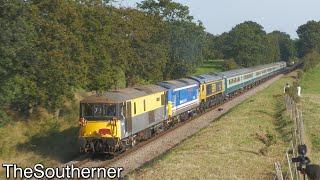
115 0 320 39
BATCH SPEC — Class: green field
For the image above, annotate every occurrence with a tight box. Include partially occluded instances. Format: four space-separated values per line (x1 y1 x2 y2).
300 65 320 161
129 74 295 179
193 60 224 75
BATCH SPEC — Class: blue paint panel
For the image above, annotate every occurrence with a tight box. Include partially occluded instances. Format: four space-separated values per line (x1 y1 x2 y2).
168 89 173 102
173 86 199 109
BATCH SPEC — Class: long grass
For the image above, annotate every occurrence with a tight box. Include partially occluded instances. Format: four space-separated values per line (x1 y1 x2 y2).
0 91 90 175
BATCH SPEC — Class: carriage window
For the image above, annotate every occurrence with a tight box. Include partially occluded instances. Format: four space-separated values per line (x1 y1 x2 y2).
143 100 146 111
134 102 137 114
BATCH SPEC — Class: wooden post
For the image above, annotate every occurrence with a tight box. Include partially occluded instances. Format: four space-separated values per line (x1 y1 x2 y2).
286 149 294 180
291 142 300 180
274 162 284 180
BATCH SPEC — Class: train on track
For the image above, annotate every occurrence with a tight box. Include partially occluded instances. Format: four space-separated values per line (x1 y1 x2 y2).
78 61 287 155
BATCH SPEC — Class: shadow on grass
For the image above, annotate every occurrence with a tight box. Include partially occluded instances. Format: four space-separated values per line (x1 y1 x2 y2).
17 126 80 163
273 95 293 143
255 109 274 118
237 149 260 156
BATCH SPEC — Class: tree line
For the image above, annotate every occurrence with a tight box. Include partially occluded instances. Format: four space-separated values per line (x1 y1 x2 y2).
0 0 319 122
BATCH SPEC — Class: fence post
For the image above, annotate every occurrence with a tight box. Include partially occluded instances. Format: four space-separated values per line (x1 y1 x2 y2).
275 162 284 180
277 95 305 180
286 148 294 180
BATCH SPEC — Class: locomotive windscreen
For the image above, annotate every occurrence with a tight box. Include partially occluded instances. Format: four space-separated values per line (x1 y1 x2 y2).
80 103 118 120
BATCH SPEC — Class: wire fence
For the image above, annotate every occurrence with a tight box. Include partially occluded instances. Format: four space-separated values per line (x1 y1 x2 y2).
274 95 305 180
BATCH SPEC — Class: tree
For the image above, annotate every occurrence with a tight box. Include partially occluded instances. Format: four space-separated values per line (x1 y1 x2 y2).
297 20 320 57
0 0 38 117
28 0 87 113
202 33 220 62
138 0 207 79
268 31 296 62
218 21 281 67
266 33 281 63
137 0 193 22
112 8 168 86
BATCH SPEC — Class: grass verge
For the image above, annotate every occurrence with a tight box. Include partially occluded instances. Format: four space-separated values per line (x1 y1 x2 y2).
300 65 320 162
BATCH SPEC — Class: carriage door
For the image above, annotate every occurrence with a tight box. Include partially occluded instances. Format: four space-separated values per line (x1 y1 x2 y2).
125 101 132 133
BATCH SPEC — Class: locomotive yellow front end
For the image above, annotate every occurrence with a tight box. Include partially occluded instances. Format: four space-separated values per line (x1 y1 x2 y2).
79 97 124 154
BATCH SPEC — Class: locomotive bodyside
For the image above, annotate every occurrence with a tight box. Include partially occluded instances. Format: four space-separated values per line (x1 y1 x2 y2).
79 85 168 153
158 78 199 118
189 74 225 109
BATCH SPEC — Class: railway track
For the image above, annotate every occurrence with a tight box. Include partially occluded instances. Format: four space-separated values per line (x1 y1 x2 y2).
61 73 285 178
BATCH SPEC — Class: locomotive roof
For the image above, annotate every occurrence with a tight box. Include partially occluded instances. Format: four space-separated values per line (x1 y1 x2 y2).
189 74 223 83
158 78 198 89
81 85 167 103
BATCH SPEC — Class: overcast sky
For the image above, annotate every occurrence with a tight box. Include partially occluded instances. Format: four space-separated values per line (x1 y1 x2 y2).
115 0 320 39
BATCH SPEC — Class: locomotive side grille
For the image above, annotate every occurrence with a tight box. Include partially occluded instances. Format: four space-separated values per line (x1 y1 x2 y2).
148 110 155 124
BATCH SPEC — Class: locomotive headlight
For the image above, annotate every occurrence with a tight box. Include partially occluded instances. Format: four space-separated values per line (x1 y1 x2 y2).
79 118 87 126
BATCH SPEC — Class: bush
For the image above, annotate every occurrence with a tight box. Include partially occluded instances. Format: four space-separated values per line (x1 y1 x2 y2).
0 110 11 128
222 58 239 70
297 70 303 80
303 51 320 71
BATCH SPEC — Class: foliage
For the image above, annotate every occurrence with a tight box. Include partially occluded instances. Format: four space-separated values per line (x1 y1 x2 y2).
302 50 320 71
268 31 296 62
202 33 221 61
222 58 238 70
0 0 207 118
297 20 320 57
217 21 283 67
138 0 207 79
0 0 38 117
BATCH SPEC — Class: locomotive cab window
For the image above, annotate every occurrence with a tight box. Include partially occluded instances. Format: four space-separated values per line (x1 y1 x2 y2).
80 103 118 120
